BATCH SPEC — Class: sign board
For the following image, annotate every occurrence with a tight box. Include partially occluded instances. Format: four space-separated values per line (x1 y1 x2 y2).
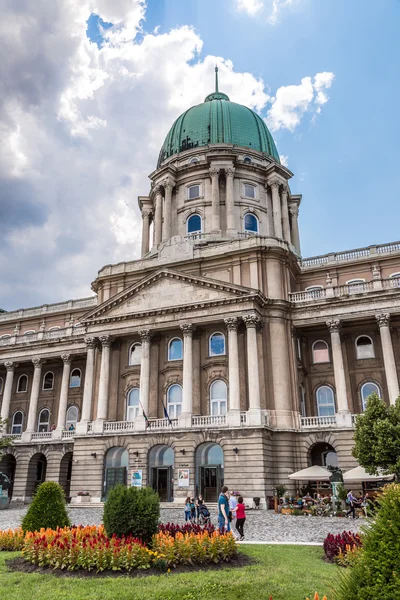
178 468 190 488
131 469 143 488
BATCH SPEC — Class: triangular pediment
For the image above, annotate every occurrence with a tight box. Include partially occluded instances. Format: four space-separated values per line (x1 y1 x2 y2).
83 269 260 323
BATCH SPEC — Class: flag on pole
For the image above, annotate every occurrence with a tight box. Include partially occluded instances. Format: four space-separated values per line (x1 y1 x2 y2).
162 400 173 426
139 401 150 427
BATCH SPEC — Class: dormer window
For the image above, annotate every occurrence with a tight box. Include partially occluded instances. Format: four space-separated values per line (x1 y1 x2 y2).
189 157 199 164
243 184 256 199
188 185 200 200
243 156 252 164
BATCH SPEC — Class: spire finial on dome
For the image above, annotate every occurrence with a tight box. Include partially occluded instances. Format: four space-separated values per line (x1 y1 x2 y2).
215 65 219 93
204 66 230 102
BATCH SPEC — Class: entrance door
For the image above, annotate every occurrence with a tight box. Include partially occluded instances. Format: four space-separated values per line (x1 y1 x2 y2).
104 466 127 498
152 467 172 502
200 466 221 502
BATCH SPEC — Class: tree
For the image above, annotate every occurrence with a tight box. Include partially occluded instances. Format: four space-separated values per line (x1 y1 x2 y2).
352 393 400 481
21 481 71 533
0 418 12 462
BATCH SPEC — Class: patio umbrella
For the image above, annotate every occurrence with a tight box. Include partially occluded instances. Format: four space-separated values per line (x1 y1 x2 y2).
343 466 394 483
288 465 332 481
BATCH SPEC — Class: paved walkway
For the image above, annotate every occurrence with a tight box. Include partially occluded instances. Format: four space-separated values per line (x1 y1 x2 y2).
0 505 364 544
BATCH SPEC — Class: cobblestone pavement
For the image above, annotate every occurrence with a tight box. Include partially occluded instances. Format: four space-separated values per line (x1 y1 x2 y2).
0 505 364 543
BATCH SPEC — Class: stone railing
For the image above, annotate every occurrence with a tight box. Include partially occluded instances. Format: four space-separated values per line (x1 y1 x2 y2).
0 326 87 347
290 278 398 303
240 412 247 425
335 281 374 296
0 296 97 323
382 277 400 289
104 421 136 433
147 418 178 430
300 415 337 429
31 431 53 441
192 415 227 427
301 241 400 269
62 430 75 440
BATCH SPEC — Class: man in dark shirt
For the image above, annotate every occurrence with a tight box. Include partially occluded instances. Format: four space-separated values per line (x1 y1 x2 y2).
218 485 230 533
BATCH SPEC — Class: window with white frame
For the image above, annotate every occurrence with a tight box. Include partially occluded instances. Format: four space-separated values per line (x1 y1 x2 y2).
390 273 400 287
361 382 381 411
0 334 11 339
189 157 199 164
312 340 330 364
17 374 28 393
346 278 366 293
42 371 54 390
0 377 3 395
356 336 375 359
37 408 50 432
167 384 182 419
11 411 23 435
168 338 183 361
48 326 61 331
316 386 335 417
69 368 81 388
129 342 142 366
187 185 200 200
23 330 35 336
210 380 227 416
244 212 259 233
243 183 256 199
209 332 225 356
127 388 140 421
187 214 202 235
66 406 78 430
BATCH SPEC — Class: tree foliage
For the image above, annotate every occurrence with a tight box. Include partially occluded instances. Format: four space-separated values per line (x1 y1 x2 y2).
21 481 71 533
352 393 400 480
0 418 12 461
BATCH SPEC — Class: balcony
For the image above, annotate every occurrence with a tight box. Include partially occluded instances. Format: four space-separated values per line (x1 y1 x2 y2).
300 415 358 430
0 296 97 323
301 241 400 269
289 278 399 303
192 415 226 427
0 326 87 347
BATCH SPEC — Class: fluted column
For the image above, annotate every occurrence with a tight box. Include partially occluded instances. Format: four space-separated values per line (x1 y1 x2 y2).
270 179 283 239
56 354 71 432
327 319 351 426
225 167 235 232
76 337 96 434
210 167 220 231
180 324 194 416
225 318 240 425
289 202 301 253
376 314 399 404
0 362 16 428
154 186 163 246
141 210 151 256
163 180 173 241
243 314 261 413
25 358 43 433
281 184 291 243
139 329 151 415
96 336 112 421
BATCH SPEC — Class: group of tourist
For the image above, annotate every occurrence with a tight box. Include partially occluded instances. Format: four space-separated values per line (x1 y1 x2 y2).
185 487 246 540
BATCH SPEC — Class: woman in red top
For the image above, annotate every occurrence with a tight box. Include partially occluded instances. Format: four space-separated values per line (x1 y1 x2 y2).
233 495 246 540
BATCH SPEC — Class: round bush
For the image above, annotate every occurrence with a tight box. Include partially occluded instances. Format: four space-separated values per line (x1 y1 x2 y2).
103 485 160 545
21 481 71 533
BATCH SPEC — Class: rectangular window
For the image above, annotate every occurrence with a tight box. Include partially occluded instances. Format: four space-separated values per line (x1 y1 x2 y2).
244 184 255 199
188 185 200 200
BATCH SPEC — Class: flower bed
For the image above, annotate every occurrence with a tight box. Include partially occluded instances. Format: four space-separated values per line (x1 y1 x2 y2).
323 530 362 562
158 522 215 537
0 528 25 551
153 530 236 568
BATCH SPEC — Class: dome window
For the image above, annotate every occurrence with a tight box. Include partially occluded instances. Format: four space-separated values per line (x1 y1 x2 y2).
244 213 259 234
189 157 199 164
188 185 200 200
243 184 256 199
243 156 252 164
187 214 202 235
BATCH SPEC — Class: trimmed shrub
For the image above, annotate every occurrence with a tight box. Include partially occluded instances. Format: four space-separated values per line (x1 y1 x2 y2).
21 481 70 533
103 485 159 545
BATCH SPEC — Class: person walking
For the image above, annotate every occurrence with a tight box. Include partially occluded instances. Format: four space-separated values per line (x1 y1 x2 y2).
196 494 204 521
346 489 357 519
218 485 230 533
184 496 191 522
190 497 196 522
229 491 238 533
233 496 246 540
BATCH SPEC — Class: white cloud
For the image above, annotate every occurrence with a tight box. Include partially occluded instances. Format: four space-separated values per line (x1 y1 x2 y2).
236 0 305 25
235 0 264 17
279 155 289 167
266 72 335 131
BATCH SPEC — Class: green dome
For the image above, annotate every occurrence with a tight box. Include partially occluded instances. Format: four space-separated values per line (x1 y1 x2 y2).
158 78 279 167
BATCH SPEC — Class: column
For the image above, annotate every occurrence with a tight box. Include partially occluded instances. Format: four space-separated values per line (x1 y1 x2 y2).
180 324 194 427
243 314 262 424
326 319 352 427
136 329 151 430
376 314 399 404
210 167 220 231
96 335 112 423
0 362 16 429
54 354 71 436
141 210 151 256
163 180 173 241
270 179 283 239
289 202 301 253
225 318 241 426
269 316 297 428
24 358 43 438
225 167 235 232
76 337 96 434
154 186 163 246
281 184 291 243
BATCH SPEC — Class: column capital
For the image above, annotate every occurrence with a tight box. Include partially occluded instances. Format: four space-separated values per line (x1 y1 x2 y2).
326 318 341 333
163 178 174 191
138 329 152 343
288 203 299 217
224 317 238 331
268 178 281 190
180 323 194 335
281 183 289 194
85 336 96 348
99 335 112 348
61 353 71 365
142 210 151 219
153 184 162 196
32 357 43 368
209 166 220 177
225 167 235 177
4 361 16 372
376 313 390 328
243 313 261 329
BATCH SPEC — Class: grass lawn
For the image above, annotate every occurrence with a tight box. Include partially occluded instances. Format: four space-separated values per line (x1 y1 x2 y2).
0 545 338 600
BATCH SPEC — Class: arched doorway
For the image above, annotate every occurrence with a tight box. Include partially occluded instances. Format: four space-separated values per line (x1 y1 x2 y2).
310 443 338 469
149 445 174 502
26 453 47 499
103 447 129 499
59 452 73 502
195 442 224 502
0 454 16 500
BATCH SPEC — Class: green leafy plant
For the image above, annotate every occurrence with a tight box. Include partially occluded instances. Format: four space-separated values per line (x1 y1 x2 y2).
0 418 12 461
103 485 160 545
273 483 287 498
21 481 70 533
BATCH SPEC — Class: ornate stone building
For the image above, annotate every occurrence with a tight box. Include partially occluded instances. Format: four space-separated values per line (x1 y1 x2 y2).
1 71 399 506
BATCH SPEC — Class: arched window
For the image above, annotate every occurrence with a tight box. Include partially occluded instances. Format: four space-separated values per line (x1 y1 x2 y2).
189 157 199 164
356 335 375 359
210 380 227 416
37 408 50 432
316 386 335 417
66 406 78 430
127 388 140 421
17 374 28 393
209 332 225 356
69 369 81 388
168 338 183 361
243 184 256 199
23 330 36 336
0 334 11 339
167 384 182 419
0 377 3 395
312 340 330 364
129 343 142 366
389 273 400 287
48 326 61 331
243 156 252 164
346 279 366 293
42 371 54 390
11 411 23 435
346 279 365 285
361 382 381 411
188 185 200 200
244 212 259 234
187 214 202 235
